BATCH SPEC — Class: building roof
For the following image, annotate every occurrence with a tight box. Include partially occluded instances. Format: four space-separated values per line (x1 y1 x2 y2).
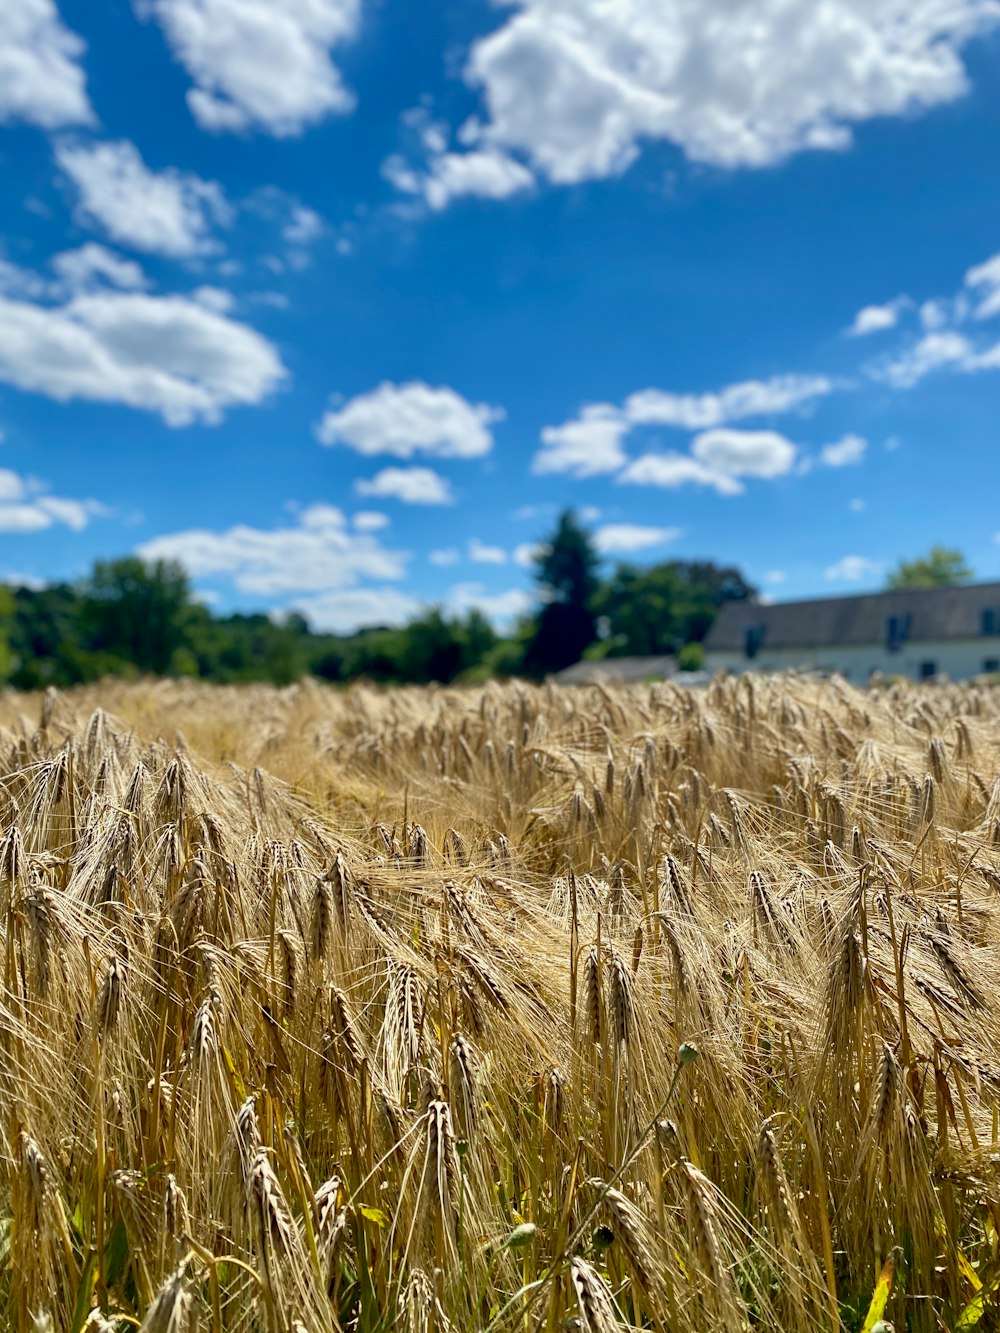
555 655 677 683
704 581 1000 652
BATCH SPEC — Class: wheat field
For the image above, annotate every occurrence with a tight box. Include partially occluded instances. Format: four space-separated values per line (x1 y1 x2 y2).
3 673 1000 1332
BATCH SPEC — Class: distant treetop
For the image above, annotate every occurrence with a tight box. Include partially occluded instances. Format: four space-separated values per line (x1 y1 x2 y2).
885 545 973 589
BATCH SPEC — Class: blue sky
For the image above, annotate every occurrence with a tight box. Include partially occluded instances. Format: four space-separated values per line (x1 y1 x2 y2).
2 0 1000 630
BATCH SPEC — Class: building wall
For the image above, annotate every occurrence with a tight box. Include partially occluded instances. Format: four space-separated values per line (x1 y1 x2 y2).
704 637 1000 683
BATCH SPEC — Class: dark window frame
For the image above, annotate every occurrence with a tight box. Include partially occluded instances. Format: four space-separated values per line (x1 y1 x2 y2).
744 624 766 660
885 613 912 653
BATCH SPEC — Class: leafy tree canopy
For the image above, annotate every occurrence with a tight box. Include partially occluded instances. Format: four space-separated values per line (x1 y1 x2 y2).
885 546 973 589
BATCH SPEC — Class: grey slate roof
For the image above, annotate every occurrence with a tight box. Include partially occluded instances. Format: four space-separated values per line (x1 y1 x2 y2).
704 581 1000 652
555 655 676 683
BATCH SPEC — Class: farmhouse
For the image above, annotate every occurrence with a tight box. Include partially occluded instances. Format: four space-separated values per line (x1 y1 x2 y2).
703 580 1000 683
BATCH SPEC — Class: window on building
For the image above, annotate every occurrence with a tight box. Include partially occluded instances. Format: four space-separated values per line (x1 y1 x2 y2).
919 660 936 680
984 658 999 675
744 624 766 659
982 608 1000 636
885 613 912 652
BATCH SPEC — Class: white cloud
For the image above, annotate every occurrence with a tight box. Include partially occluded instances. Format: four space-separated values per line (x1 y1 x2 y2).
0 0 93 129
0 467 105 533
765 569 787 584
623 374 832 430
534 373 830 478
846 299 907 336
430 547 461 567
0 290 286 425
56 140 230 257
825 554 882 582
423 149 535 210
965 252 1000 321
457 1 1000 184
691 427 797 480
618 451 743 495
514 541 548 568
283 205 323 244
593 523 681 554
354 466 454 505
291 587 421 632
849 497 866 512
51 244 148 292
919 298 951 330
820 433 867 467
2 571 46 590
137 0 360 136
469 537 507 564
447 581 532 624
532 404 629 477
878 330 974 387
0 258 48 300
191 285 235 313
139 502 406 597
318 381 502 458
352 510 389 532
387 146 535 210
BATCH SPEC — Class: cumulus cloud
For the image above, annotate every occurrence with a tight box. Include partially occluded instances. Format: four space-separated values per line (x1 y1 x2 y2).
617 452 743 495
139 501 406 598
455 0 999 185
618 428 797 496
765 570 787 584
282 205 323 245
534 373 830 478
0 290 286 424
291 587 421 632
820 433 867 467
593 523 681 554
430 548 461 567
513 541 548 568
468 537 506 564
825 554 882 582
877 330 975 387
352 510 389 532
50 244 149 292
137 0 360 136
0 467 106 533
385 146 535 210
447 581 533 624
0 0 93 129
56 140 231 257
532 404 629 477
0 258 49 300
354 466 454 505
846 298 908 336
965 252 1000 320
623 374 832 430
691 428 797 480
318 381 502 458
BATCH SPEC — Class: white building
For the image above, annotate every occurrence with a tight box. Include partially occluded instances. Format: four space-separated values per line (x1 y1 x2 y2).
703 582 1000 683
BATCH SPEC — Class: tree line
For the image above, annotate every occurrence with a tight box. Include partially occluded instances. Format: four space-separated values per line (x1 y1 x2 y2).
1 511 760 688
0 516 972 690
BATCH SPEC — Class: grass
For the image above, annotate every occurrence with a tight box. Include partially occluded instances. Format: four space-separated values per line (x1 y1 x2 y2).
2 671 1000 1330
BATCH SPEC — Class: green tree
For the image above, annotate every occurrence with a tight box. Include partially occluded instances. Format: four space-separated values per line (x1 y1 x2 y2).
524 510 601 675
886 546 973 589
595 560 756 657
80 557 193 675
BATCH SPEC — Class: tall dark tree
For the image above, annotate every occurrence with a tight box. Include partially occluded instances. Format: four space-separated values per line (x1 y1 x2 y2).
524 510 601 675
